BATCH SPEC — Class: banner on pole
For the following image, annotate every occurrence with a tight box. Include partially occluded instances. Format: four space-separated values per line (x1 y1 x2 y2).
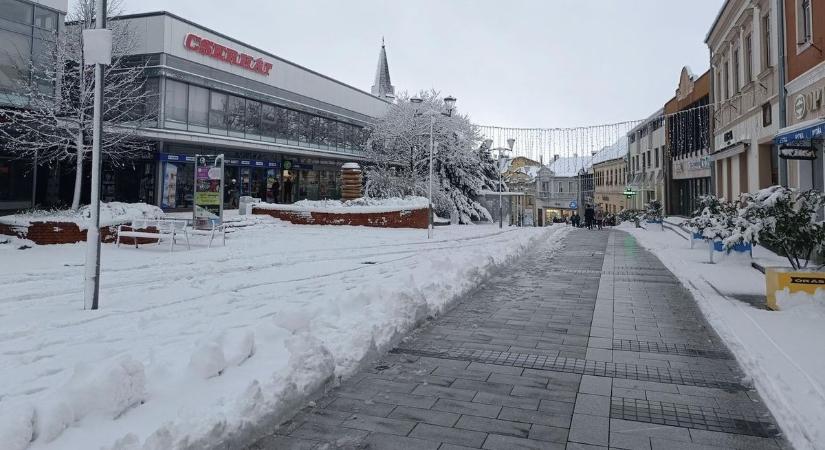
194 154 224 227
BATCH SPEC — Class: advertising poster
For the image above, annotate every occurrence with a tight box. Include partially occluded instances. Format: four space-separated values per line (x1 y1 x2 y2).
162 162 178 209
194 154 224 225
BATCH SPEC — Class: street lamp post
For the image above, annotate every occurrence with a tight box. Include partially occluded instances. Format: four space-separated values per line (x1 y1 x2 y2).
410 95 456 239
495 139 515 229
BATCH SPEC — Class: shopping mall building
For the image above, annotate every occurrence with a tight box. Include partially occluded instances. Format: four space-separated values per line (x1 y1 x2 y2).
2 9 392 211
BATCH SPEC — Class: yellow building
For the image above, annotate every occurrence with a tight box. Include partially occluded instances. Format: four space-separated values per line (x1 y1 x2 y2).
592 137 629 214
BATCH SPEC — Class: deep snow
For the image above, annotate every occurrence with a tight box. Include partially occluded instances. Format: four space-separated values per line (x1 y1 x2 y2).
622 221 825 450
0 217 567 449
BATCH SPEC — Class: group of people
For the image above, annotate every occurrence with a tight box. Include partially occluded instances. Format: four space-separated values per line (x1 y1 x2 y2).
565 205 615 230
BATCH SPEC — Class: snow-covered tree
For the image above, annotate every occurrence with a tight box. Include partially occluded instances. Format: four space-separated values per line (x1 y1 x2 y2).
364 90 498 223
686 195 722 237
741 186 825 269
0 0 156 210
643 199 663 222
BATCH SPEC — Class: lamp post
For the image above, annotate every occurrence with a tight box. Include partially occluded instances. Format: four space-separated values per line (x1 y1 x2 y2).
494 139 515 228
410 95 456 239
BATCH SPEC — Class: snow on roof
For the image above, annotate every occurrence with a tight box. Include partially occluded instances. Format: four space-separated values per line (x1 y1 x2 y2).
591 136 629 166
546 155 593 178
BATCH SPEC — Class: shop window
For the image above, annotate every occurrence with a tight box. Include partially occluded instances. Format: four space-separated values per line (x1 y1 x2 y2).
160 161 193 209
0 158 31 202
245 100 261 139
208 91 228 135
0 29 31 94
187 84 209 132
164 79 188 130
227 95 245 138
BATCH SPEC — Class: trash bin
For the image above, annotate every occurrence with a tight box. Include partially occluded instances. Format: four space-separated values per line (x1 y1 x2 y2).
238 196 261 215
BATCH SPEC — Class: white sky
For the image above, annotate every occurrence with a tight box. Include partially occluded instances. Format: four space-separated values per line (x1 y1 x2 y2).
92 0 724 129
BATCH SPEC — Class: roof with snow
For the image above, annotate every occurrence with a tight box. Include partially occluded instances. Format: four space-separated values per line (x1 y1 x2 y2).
591 136 628 166
546 155 593 178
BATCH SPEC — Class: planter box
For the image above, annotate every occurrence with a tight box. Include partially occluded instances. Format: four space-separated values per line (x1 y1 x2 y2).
692 232 704 240
765 267 825 310
713 241 752 253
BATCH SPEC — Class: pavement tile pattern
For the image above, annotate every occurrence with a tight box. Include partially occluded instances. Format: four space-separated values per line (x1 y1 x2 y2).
248 230 789 450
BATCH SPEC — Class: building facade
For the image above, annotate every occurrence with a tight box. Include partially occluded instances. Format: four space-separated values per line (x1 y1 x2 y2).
665 68 712 215
706 0 781 201
775 0 825 196
0 0 67 211
592 137 629 214
627 109 666 211
536 155 592 222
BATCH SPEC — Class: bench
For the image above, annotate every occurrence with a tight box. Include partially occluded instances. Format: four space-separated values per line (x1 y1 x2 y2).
116 219 190 251
188 220 226 248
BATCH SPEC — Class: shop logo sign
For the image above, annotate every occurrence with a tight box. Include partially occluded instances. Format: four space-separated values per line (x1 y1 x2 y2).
795 88 824 120
184 33 273 76
790 276 825 285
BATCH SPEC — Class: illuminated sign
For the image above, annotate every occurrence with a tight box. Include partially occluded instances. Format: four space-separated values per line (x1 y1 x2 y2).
184 33 273 76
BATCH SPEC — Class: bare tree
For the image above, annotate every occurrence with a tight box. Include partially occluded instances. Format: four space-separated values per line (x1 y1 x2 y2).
0 0 156 210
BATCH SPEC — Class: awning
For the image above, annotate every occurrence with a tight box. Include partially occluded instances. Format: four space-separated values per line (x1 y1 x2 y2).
775 118 825 144
711 141 747 161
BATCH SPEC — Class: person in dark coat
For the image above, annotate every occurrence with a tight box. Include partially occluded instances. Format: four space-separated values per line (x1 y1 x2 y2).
270 179 280 203
571 211 580 227
584 204 595 229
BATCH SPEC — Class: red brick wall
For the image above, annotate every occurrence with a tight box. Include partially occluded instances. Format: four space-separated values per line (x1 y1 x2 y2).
0 221 158 245
252 207 428 228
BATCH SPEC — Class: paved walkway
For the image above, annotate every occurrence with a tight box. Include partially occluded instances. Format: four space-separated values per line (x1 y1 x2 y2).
248 229 788 450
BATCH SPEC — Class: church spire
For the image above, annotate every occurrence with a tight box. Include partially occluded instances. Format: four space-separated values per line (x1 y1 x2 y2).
371 37 395 100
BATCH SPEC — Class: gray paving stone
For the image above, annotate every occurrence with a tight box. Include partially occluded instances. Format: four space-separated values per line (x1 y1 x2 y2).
511 385 577 403
574 393 610 417
609 419 691 443
579 375 612 396
361 432 440 450
451 378 514 395
455 415 531 438
411 384 477 401
687 429 781 449
482 433 565 450
340 414 417 435
467 361 524 375
432 398 502 418
288 421 369 446
325 397 396 417
472 391 540 410
528 424 568 443
372 390 438 409
564 443 607 450
409 423 487 448
247 434 319 450
568 413 609 446
486 372 548 388
388 405 459 427
498 405 572 428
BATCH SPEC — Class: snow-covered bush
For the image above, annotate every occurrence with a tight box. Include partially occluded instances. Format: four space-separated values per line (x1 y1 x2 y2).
686 195 723 238
363 90 499 224
644 200 663 222
741 186 825 270
618 209 642 223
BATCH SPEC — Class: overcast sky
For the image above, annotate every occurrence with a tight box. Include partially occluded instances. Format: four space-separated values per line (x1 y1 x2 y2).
92 0 723 129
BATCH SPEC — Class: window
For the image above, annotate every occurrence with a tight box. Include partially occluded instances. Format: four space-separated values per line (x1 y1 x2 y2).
208 91 228 135
164 79 188 129
655 148 659 168
226 95 245 137
723 61 730 100
799 0 813 45
187 85 209 132
763 14 772 68
0 29 31 93
733 48 740 92
569 181 575 192
642 153 646 169
762 102 772 126
745 34 753 81
558 182 564 193
261 104 277 141
245 100 261 139
0 0 33 24
33 6 57 30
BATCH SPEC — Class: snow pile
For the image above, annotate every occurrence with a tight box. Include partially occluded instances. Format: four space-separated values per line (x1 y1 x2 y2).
0 202 164 230
0 220 565 449
625 223 825 449
252 196 429 214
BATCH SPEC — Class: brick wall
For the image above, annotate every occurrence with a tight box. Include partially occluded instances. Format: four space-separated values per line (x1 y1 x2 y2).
0 221 159 245
252 207 428 229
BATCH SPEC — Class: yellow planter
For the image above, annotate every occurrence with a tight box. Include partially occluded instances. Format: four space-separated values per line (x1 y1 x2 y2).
765 267 825 310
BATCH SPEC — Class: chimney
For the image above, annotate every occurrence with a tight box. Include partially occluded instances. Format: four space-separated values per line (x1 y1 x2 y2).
553 154 559 161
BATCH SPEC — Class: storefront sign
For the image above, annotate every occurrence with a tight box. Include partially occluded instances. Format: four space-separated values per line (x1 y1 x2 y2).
184 33 273 76
794 87 824 120
194 154 224 224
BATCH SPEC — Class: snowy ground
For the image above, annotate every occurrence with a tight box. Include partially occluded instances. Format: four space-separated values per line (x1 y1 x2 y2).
0 218 567 450
621 221 825 450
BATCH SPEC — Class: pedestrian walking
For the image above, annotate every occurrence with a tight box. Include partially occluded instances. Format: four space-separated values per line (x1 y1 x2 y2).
584 204 594 229
595 207 604 230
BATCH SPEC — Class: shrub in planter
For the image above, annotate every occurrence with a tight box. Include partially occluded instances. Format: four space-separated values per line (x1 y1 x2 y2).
686 195 722 240
644 200 663 223
741 186 825 270
618 209 642 224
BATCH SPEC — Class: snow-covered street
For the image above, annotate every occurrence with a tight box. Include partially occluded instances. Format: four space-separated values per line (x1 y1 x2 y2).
0 218 566 449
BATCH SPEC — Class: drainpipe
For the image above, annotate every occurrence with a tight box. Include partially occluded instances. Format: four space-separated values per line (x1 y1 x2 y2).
777 0 788 186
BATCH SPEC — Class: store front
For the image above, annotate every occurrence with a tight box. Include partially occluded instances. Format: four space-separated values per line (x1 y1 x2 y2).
671 155 711 215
